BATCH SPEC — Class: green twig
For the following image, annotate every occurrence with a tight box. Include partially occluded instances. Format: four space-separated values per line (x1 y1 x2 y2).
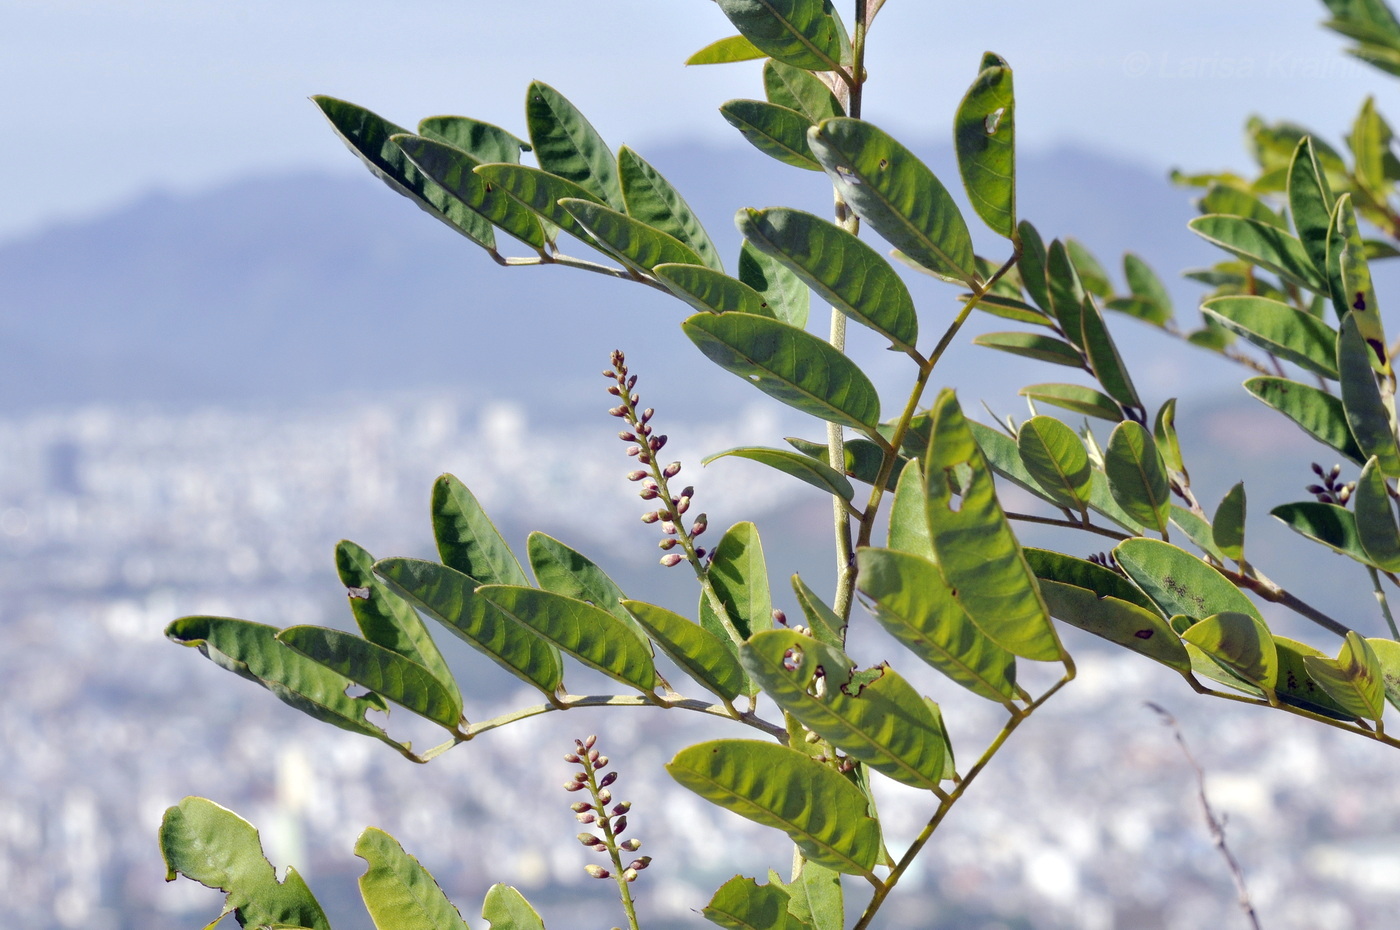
1370 565 1400 639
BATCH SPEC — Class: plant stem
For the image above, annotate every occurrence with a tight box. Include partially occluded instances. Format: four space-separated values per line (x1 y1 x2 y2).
1004 510 1132 541
1222 566 1351 637
1370 565 1400 639
455 694 786 743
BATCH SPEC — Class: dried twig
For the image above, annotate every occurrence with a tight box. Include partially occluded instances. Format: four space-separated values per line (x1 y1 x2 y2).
1147 703 1263 930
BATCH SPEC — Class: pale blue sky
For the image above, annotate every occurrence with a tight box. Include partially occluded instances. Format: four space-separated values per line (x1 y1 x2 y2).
1 1 1391 242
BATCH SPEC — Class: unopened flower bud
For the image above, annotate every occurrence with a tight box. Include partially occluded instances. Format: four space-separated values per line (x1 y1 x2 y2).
564 781 585 791
584 864 610 879
1330 464 1342 479
571 802 592 812
585 735 597 749
574 771 589 783
659 538 677 550
618 430 635 442
577 811 597 823
623 869 638 882
613 816 628 835
577 832 601 846
621 838 641 851
675 496 690 515
608 406 625 417
638 452 652 464
773 609 787 625
564 752 580 763
612 802 631 815
599 770 617 786
651 434 668 451
662 521 677 535
641 510 661 524
641 408 655 422
629 856 651 870
630 393 640 405
597 789 612 804
695 547 707 559
627 470 647 481
640 488 660 500
603 369 616 379
626 446 641 457
691 514 708 536
627 374 638 389
607 385 621 396
663 462 682 478
660 553 684 566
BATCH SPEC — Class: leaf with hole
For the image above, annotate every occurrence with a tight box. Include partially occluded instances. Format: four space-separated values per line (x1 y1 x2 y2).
954 55 1016 239
1038 580 1190 673
482 883 546 930
703 875 810 930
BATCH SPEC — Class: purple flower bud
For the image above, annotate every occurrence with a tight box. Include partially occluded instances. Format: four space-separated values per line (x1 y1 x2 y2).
627 374 638 389
695 548 707 559
585 735 598 749
612 802 631 815
621 838 641 851
564 752 580 763
623 868 638 882
609 406 626 417
574 772 589 783
773 609 787 625
630 394 640 406
660 553 684 567
613 816 628 835
638 453 652 464
692 515 708 536
626 446 641 457
641 408 655 422
596 756 610 770
618 430 635 442
642 480 658 491
651 434 668 451
607 385 621 396
571 802 593 812
662 521 677 535
640 510 661 524
663 462 682 478
603 370 617 379
564 781 585 792
627 470 648 482
588 748 600 764
577 832 601 846
576 812 596 823
630 856 652 870
584 864 610 879
597 788 612 804
640 488 660 500
675 497 690 515
659 538 677 550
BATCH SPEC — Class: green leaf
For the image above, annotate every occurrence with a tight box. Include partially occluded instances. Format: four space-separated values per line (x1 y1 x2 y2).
779 860 842 930
161 797 330 930
1274 636 1360 718
704 446 855 501
393 134 547 251
1339 313 1400 476
924 391 1061 661
1351 95 1394 199
1016 415 1091 512
278 626 464 730
418 116 530 163
740 240 810 328
1080 297 1142 409
856 548 1019 702
1200 296 1340 378
312 96 496 253
165 616 403 751
667 739 881 876
1016 220 1053 312
1366 637 1400 713
1113 538 1264 622
1288 137 1337 278
1045 240 1085 345
432 474 530 586
1038 580 1190 673
972 331 1083 367
887 458 934 560
787 435 894 490
619 146 723 270
338 539 459 708
1243 377 1365 464
683 312 882 433
737 207 918 352
764 59 843 122
703 875 809 930
713 0 850 71
807 118 977 285
1172 505 1227 563
355 827 469 930
374 558 564 696
655 263 778 317
708 521 773 641
620 600 749 702
526 532 651 646
687 34 768 65
743 630 949 791
1356 458 1400 570
1119 253 1174 325
1189 214 1325 292
1303 631 1385 721
482 884 545 930
1103 421 1171 535
1066 239 1112 298
1213 482 1247 562
1023 548 1162 614
954 57 1016 239
1154 398 1188 480
472 163 608 250
1182 612 1279 693
791 574 846 648
721 99 824 171
1019 383 1123 422
560 198 705 273
973 293 1055 326
1269 501 1371 562
525 81 623 210
477 586 657 692
1199 184 1287 228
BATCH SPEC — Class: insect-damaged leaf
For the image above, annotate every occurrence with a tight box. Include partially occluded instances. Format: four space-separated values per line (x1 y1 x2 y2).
1113 538 1265 623
1303 631 1386 722
1182 612 1279 695
703 875 811 930
954 53 1016 239
1037 580 1190 673
482 883 547 930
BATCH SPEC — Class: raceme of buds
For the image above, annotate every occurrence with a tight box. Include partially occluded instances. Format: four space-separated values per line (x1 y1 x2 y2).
564 735 647 888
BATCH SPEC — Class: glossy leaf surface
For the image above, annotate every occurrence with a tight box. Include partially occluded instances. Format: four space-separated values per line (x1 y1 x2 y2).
473 163 607 248
1114 538 1264 622
356 827 468 930
393 134 547 250
561 198 705 273
740 240 810 328
708 521 774 641
1019 383 1123 422
1104 421 1171 535
1189 214 1325 291
527 532 650 646
722 100 824 171
1016 415 1091 512
1183 612 1279 692
1024 548 1161 614
1270 501 1370 562
619 146 723 270
433 474 529 586
655 263 777 317
525 81 623 210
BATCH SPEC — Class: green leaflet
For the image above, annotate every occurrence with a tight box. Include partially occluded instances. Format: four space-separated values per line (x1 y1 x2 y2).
703 875 811 930
1017 220 1054 312
954 55 1016 239
1351 96 1393 201
703 446 855 501
525 80 623 210
807 118 978 285
683 312 882 434
1270 501 1372 563
617 146 723 271
620 599 749 702
1080 297 1141 409
526 532 652 648
686 34 768 65
1367 637 1400 713
924 390 1061 661
312 96 496 253
764 59 843 122
160 797 330 930
355 827 469 930
713 0 850 71
374 557 564 696
1019 383 1123 422
1288 137 1337 278
1274 636 1360 718
667 739 881 877
1200 296 1339 379
392 133 547 251
1016 415 1091 513
1045 240 1085 345
1302 631 1385 721
708 521 774 641
432 474 530 586
165 616 402 752
1339 313 1400 476
972 331 1083 367
482 884 546 930
1066 239 1113 298
791 574 846 648
337 539 459 708
1023 548 1162 614
722 99 824 171
740 240 811 328
1243 376 1365 464
1037 580 1190 673
856 547 1019 703
1199 184 1287 228
477 586 657 693
1356 458 1400 570
1172 505 1227 564
1103 421 1171 536
974 293 1056 327
473 163 607 249
655 263 778 317
1182 612 1279 694
418 115 530 163
278 626 465 730
1113 538 1264 622
737 207 917 352
787 435 894 490
1189 214 1325 292
887 458 935 560
1154 398 1187 480
1182 640 1265 697
777 860 843 930
743 630 949 791
1213 482 1247 563
560 198 705 273
1121 253 1174 325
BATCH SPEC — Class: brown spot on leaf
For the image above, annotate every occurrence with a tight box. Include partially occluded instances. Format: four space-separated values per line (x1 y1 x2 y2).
1354 291 1367 312
1134 629 1153 640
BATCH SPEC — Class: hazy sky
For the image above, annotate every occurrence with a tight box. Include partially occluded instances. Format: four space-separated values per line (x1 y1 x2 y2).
2 1 1391 243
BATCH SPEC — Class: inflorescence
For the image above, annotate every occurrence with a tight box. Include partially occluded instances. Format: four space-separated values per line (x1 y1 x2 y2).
565 735 650 887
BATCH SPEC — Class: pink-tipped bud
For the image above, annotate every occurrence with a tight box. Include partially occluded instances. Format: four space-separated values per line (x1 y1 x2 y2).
641 408 655 422
640 488 659 500
588 748 600 764
627 374 638 390
773 609 787 625
564 781 585 791
608 406 625 417
675 496 690 515
637 422 651 436
603 370 617 379
618 430 635 442
612 802 631 815
577 832 601 846
571 801 593 812
638 453 652 464
692 514 708 536
596 756 610 770
564 752 580 763
585 735 598 749
662 521 677 535
630 393 640 406
626 446 641 457
584 864 610 879
574 771 589 783
621 838 641 851
630 856 652 870
640 510 661 524
659 538 677 550
627 470 647 482
660 553 684 567
663 462 682 478
577 812 596 823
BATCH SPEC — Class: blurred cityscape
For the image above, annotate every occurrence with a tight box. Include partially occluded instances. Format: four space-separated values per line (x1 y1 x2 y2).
3 392 1400 930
